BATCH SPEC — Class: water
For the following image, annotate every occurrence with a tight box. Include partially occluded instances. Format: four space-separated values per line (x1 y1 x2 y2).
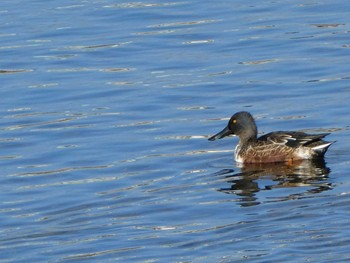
1 0 350 262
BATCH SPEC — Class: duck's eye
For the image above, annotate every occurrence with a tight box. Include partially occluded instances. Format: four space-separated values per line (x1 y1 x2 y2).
232 119 237 124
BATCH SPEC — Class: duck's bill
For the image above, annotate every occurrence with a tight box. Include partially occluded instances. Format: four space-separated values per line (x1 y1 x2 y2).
208 126 232 141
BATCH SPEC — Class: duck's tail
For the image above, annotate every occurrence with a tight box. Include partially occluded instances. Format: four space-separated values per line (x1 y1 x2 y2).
312 141 335 157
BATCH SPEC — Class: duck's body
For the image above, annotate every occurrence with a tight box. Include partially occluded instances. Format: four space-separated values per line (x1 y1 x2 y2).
234 131 332 163
209 111 334 164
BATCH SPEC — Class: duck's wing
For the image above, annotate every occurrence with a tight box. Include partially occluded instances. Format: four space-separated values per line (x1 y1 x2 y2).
258 131 330 148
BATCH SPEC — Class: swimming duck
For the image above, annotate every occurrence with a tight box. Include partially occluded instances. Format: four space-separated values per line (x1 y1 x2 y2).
208 111 334 164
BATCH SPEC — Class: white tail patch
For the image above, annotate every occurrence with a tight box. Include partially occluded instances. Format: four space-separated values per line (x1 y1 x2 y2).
312 142 333 151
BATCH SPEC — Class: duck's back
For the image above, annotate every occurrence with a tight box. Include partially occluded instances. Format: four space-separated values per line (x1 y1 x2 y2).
258 131 330 148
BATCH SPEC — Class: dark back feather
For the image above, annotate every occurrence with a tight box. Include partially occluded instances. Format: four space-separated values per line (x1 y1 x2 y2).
258 131 330 148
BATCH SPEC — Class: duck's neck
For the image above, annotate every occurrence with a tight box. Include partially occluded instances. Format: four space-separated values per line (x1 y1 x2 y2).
239 130 257 146
239 135 256 146
237 118 258 145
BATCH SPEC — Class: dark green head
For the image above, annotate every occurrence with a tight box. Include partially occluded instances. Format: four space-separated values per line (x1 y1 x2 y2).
208 111 258 142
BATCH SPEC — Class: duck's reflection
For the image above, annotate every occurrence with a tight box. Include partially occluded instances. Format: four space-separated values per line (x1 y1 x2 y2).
216 159 332 206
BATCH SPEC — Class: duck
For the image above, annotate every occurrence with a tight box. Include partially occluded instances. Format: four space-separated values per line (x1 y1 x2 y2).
208 111 334 164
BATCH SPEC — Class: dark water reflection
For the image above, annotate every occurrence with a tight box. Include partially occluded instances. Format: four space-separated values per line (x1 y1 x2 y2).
216 159 332 206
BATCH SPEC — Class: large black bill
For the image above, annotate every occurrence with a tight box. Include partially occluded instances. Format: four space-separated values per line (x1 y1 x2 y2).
208 126 232 141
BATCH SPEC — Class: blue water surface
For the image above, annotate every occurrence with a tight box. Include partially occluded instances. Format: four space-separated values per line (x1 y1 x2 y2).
1 0 350 262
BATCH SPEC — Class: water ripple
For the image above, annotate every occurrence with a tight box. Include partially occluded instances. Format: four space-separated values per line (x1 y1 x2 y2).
1 0 349 262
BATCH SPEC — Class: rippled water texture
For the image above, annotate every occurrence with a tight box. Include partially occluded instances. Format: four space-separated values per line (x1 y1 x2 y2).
1 0 350 262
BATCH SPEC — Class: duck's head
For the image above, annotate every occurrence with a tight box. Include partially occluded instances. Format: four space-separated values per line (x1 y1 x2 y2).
208 111 257 141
